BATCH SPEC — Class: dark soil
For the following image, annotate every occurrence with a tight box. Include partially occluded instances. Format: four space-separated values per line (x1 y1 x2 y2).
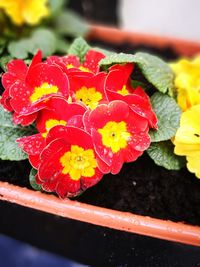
78 154 200 226
1 41 200 227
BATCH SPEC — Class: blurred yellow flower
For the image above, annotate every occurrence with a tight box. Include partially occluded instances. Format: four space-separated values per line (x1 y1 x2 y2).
174 105 200 178
0 0 49 25
170 56 200 111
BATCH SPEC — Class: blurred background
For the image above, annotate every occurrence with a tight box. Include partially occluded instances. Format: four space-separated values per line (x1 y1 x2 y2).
69 0 200 40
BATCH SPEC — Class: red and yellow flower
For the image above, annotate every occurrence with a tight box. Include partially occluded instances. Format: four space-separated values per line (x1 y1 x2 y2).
17 97 86 168
84 100 151 174
105 64 157 129
37 126 104 197
69 72 107 110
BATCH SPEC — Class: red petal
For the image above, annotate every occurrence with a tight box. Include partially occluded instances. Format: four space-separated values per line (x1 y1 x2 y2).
56 174 81 198
82 168 103 189
36 97 86 133
83 49 105 73
17 134 45 155
6 59 28 79
88 100 130 129
13 112 37 126
46 126 94 150
26 63 69 98
29 155 40 169
28 50 42 70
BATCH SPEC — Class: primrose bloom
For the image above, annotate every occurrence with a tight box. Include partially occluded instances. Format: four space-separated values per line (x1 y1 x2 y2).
70 72 107 110
84 100 151 174
47 49 105 75
37 126 104 197
9 63 69 115
0 0 49 25
1 50 43 125
105 63 157 129
174 105 200 178
170 55 200 111
17 97 86 168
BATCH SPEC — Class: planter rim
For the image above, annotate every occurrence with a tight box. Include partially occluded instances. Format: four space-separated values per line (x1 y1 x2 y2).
88 24 200 57
0 181 200 247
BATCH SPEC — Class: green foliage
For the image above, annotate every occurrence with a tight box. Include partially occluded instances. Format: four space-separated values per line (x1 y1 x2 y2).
48 0 66 17
149 92 181 142
0 55 12 71
147 141 186 170
0 106 35 160
68 37 91 62
8 28 58 59
100 52 175 95
29 168 42 191
55 10 89 37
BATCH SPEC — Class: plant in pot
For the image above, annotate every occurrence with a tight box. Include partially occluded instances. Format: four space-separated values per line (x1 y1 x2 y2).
0 30 200 255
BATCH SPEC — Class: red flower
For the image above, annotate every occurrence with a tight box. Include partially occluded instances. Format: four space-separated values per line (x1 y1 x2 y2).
37 126 104 198
1 50 42 112
105 63 134 96
105 64 157 129
69 72 107 110
36 96 86 135
47 49 105 75
9 61 69 117
84 100 151 174
17 97 86 168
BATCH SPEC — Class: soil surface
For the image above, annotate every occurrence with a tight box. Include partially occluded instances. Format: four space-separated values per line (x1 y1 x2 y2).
0 41 200 227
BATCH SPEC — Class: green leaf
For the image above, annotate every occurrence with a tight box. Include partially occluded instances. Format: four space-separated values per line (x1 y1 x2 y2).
55 10 89 37
29 28 57 57
8 28 57 59
0 55 12 71
55 38 69 54
100 52 175 95
149 92 181 142
8 39 30 59
29 168 42 191
68 37 91 62
49 0 65 16
0 38 6 55
147 141 186 170
0 106 35 160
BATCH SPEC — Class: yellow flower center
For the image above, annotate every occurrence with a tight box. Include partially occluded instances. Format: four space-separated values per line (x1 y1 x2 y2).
117 85 129 96
30 82 58 103
66 64 74 69
98 121 131 153
79 66 90 72
75 86 102 110
60 145 97 180
42 119 67 138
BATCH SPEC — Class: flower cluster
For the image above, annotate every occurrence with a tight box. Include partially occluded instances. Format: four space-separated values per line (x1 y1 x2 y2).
1 49 157 197
171 55 200 178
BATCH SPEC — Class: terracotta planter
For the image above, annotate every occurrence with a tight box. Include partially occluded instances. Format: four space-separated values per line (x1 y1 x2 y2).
0 26 200 259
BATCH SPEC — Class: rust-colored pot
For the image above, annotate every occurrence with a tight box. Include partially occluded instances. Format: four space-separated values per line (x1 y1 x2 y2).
0 26 200 254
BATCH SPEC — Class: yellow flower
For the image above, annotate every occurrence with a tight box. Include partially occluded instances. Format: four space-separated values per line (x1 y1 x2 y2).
0 0 49 25
186 155 200 179
170 55 200 111
174 105 200 178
